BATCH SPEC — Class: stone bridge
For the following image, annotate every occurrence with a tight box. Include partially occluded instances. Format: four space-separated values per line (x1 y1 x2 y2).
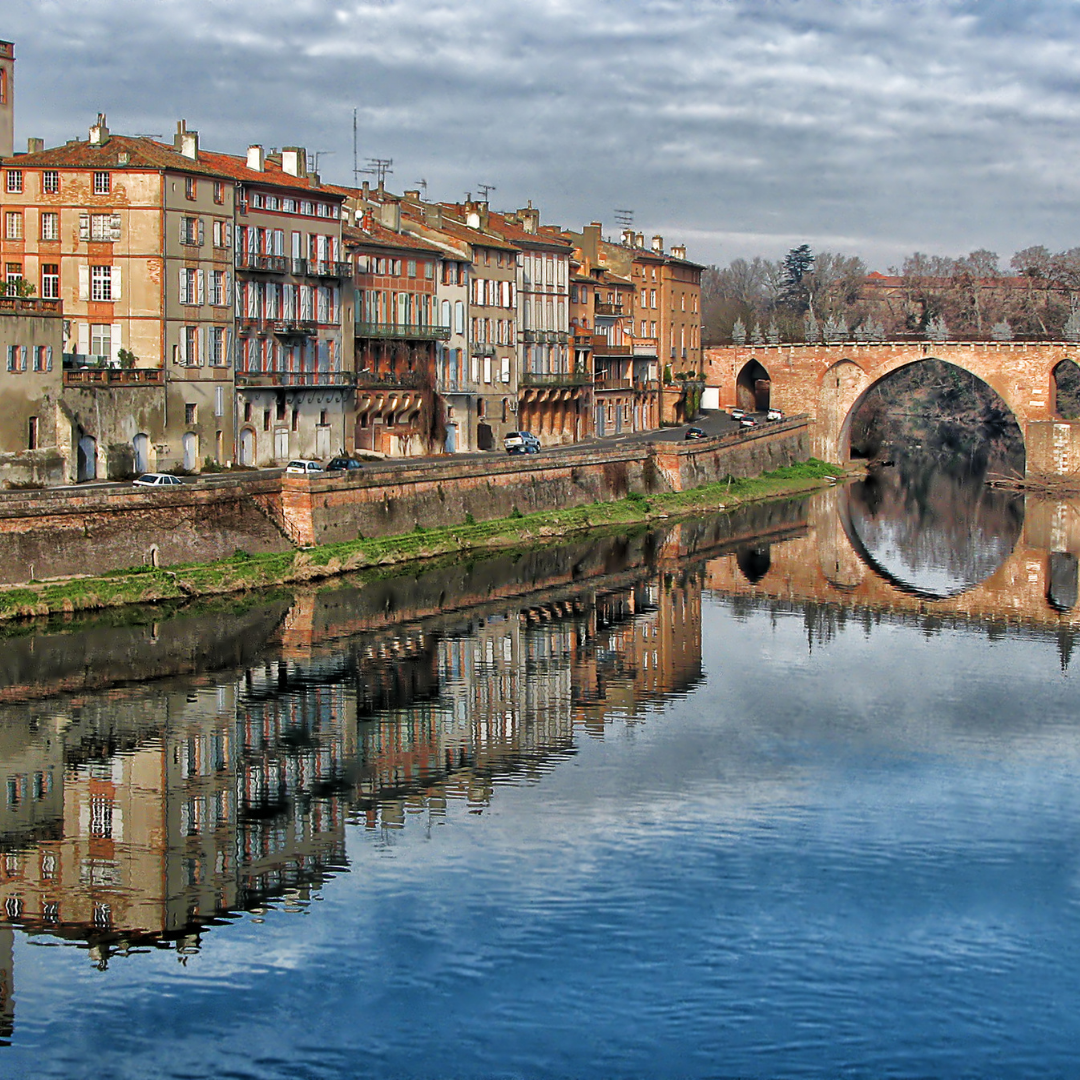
704 342 1080 480
703 488 1080 636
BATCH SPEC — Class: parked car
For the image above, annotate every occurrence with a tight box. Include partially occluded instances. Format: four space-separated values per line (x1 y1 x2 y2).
739 415 758 429
684 426 707 440
133 472 184 488
325 457 364 473
729 408 746 420
504 431 542 455
286 459 323 475
767 408 783 421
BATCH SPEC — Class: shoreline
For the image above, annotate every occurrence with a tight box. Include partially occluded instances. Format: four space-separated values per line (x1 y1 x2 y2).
0 460 845 622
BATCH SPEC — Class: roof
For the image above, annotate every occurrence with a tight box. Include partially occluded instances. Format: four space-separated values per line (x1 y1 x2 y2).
484 211 573 252
3 135 343 198
343 221 444 257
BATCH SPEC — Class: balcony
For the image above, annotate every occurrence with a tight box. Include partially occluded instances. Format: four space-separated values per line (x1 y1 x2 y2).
594 302 625 317
633 339 659 356
594 377 633 391
272 319 318 337
354 368 424 390
436 378 477 394
0 297 61 316
472 343 496 356
520 370 591 388
63 366 164 387
355 320 451 341
593 340 632 356
522 330 570 345
235 253 289 273
235 369 355 389
295 259 353 279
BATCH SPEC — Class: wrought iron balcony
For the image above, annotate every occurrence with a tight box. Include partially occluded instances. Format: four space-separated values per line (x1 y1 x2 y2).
271 319 318 337
522 329 569 345
594 301 625 317
235 253 289 273
594 377 634 391
355 320 451 341
354 368 424 390
520 370 591 388
235 369 355 388
293 258 352 279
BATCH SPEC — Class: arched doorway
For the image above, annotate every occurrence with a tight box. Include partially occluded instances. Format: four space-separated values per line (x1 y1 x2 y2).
77 435 97 482
736 359 771 412
735 543 771 584
132 433 150 474
1052 359 1080 419
477 422 494 451
239 427 255 466
182 432 199 472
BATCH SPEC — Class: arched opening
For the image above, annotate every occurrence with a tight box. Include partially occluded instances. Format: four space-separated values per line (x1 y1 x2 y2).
735 543 772 584
1052 359 1080 419
182 432 198 472
132 433 150 474
736 359 770 413
238 427 255 467
77 435 97 482
477 422 494 451
1047 552 1078 612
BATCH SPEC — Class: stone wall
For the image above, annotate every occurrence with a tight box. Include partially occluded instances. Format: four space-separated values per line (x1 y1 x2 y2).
0 420 809 582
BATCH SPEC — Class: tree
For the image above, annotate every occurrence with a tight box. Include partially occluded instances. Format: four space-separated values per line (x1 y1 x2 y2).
4 277 35 298
780 244 814 313
731 317 746 345
990 320 1013 341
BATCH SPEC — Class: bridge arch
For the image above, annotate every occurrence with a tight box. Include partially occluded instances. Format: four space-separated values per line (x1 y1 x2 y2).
828 355 1026 466
1052 358 1080 419
736 358 771 412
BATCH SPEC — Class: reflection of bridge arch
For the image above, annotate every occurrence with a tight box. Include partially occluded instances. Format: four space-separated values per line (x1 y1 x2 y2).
704 343 1080 480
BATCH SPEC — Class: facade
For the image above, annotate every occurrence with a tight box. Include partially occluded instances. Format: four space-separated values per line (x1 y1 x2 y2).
0 296 66 484
344 208 447 456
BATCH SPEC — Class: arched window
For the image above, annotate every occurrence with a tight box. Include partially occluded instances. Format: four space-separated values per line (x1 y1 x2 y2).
1053 359 1080 419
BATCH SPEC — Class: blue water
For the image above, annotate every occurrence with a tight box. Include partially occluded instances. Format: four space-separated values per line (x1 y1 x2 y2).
4 588 1080 1079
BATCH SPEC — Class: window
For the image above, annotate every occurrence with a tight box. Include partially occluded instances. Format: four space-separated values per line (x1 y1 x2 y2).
184 326 198 364
212 220 228 247
180 267 199 304
5 211 22 240
284 197 296 213
33 346 52 372
180 216 200 245
263 408 270 431
407 259 417 278
211 269 225 306
6 169 22 193
210 326 225 366
93 171 110 195
79 213 120 241
185 176 197 200
291 407 299 431
650 289 657 309
213 181 225 204
6 345 26 371
185 403 197 424
90 265 113 301
41 264 59 299
5 262 22 290
40 212 59 241
90 324 111 359
43 170 59 194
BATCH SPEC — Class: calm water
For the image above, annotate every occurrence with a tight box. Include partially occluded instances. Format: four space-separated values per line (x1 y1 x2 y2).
2 467 1080 1079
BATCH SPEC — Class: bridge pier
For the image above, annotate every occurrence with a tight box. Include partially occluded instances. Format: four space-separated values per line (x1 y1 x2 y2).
1025 421 1080 483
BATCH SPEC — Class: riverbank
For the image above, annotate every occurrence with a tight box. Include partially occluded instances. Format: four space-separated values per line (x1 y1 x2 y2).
0 459 844 621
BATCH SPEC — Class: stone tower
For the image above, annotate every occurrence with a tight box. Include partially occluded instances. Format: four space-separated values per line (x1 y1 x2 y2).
0 41 13 159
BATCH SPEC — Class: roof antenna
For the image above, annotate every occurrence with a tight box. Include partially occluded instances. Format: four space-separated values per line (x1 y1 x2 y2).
415 178 428 199
477 183 496 202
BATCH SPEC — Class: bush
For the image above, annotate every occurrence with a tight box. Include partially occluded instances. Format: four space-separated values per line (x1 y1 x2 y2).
464 511 476 526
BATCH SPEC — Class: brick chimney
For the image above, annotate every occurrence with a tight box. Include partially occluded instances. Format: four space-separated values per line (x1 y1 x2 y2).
26 137 43 154
246 144 265 172
174 120 199 160
651 235 664 253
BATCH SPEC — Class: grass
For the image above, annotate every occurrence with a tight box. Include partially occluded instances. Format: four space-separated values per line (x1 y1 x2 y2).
0 458 844 622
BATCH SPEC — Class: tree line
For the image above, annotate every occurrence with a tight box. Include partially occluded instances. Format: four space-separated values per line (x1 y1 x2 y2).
702 244 1080 345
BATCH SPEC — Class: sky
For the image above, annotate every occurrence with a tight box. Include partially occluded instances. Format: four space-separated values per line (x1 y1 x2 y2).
4 0 1080 271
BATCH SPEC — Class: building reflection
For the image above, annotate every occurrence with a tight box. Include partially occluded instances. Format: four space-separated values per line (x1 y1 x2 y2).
0 553 705 1038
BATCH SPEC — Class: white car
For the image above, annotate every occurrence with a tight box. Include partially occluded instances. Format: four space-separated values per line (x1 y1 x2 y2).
767 408 783 421
286 459 323 475
133 472 184 488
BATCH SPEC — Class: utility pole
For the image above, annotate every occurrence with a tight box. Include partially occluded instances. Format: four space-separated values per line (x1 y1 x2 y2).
352 108 359 187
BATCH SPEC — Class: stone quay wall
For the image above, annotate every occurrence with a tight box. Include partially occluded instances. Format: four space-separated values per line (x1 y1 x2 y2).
0 419 809 583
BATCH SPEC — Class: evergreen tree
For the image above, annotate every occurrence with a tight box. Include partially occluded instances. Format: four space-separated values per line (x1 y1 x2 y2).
926 315 948 341
781 244 815 313
750 322 765 345
1065 308 1080 342
804 310 820 342
731 317 746 345
990 320 1013 341
766 319 780 345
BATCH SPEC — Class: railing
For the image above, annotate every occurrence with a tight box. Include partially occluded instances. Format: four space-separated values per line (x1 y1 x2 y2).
355 320 451 341
437 379 477 394
594 377 633 391
633 340 658 356
354 368 424 390
520 370 591 388
235 253 289 273
235 370 355 388
294 259 352 279
272 319 318 336
472 344 496 356
522 330 569 345
63 367 164 387
0 297 61 315
593 342 632 356
594 302 625 317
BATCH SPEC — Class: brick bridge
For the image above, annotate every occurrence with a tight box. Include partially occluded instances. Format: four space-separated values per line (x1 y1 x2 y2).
703 487 1080 634
704 342 1080 480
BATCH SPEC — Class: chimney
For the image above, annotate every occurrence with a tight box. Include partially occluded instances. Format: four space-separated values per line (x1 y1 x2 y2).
89 113 109 146
651 235 664 253
362 181 370 199
519 205 539 235
377 200 401 232
671 244 686 260
635 232 644 248
246 144 265 172
26 137 43 154
621 228 634 246
404 189 420 201
361 208 374 232
173 119 198 159
281 147 307 177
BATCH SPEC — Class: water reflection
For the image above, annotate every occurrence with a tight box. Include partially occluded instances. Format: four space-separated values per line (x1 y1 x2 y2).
845 455 1024 598
3 481 1080 1074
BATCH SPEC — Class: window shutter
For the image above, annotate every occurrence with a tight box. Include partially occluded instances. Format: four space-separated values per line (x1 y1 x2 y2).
197 270 205 306
234 278 241 317
292 231 301 261
46 345 53 371
6 346 13 372
112 265 122 300
200 326 208 366
198 219 205 246
109 214 121 241
179 328 188 365
79 213 90 241
78 264 90 301
226 329 234 368
78 323 89 356
110 325 121 363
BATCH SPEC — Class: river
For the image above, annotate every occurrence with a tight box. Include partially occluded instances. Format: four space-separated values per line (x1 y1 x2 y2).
1 462 1079 1079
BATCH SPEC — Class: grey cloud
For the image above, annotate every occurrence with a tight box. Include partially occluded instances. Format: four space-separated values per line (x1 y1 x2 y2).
5 0 1080 268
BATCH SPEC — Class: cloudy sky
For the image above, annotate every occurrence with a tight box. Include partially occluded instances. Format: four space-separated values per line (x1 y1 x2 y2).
4 0 1080 269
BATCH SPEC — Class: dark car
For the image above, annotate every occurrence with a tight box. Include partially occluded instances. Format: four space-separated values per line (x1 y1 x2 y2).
684 426 707 440
326 457 364 472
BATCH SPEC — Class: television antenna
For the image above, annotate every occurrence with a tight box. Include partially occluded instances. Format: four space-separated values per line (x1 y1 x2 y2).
362 157 394 186
414 178 429 199
477 183 496 202
311 149 334 174
614 208 634 229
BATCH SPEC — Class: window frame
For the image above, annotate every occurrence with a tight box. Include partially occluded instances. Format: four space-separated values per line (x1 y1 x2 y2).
93 171 111 195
